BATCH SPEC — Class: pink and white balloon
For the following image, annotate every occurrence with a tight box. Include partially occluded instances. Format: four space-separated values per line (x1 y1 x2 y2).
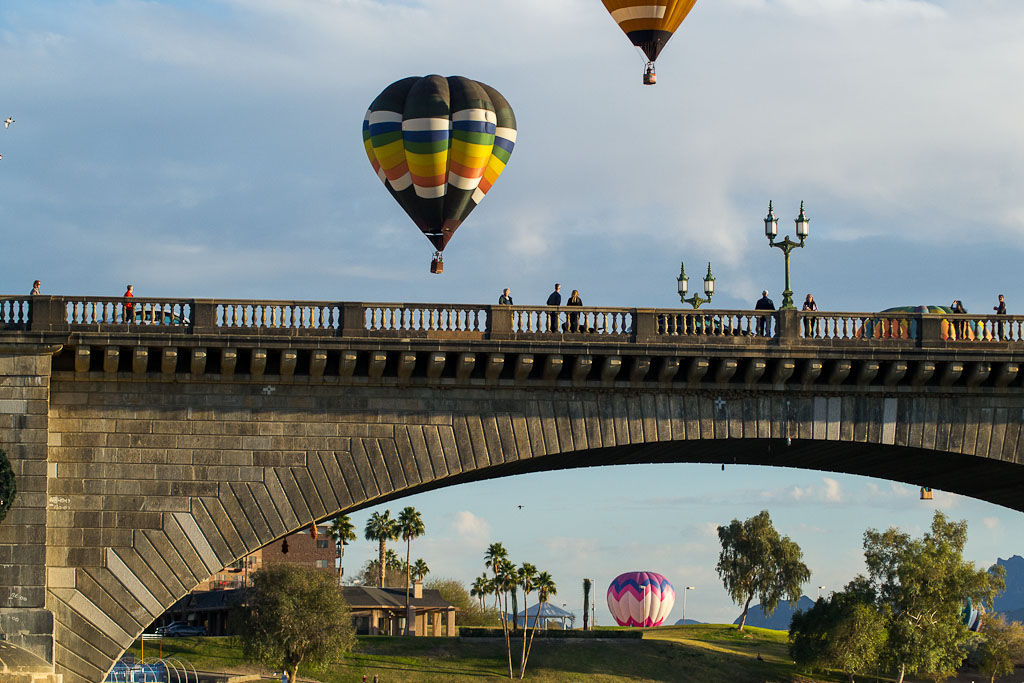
606 571 675 627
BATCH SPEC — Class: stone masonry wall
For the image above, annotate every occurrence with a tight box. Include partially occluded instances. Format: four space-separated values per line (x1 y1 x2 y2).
41 372 1024 682
0 346 58 668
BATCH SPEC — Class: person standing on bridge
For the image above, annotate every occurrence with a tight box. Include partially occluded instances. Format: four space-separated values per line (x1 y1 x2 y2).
30 280 40 295
499 288 513 305
994 294 1007 340
546 283 561 332
755 290 775 337
567 289 583 332
123 284 134 323
951 299 967 340
801 294 818 337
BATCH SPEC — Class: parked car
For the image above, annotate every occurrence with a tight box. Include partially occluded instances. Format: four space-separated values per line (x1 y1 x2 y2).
155 621 207 636
133 309 188 326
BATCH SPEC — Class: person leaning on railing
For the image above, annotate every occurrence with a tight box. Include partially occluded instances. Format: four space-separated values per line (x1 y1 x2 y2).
801 294 818 337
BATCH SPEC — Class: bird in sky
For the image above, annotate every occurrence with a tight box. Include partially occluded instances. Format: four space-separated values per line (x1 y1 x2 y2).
3 117 12 129
516 505 524 510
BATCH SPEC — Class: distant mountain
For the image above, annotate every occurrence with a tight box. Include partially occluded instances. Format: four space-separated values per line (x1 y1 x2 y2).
672 619 703 625
732 596 816 631
994 555 1024 614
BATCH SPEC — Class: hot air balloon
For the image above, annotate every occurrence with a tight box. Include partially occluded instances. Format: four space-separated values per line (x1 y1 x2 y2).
601 0 699 84
962 597 984 632
606 571 675 627
362 75 517 273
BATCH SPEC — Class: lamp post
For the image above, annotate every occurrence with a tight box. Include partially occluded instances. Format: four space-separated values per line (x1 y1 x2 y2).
682 586 695 626
763 201 810 310
677 262 716 308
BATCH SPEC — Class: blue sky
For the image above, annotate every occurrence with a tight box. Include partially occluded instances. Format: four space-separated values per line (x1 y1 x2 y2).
3 0 1024 625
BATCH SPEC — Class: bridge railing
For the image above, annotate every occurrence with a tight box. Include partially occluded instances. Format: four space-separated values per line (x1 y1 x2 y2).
6 295 1024 346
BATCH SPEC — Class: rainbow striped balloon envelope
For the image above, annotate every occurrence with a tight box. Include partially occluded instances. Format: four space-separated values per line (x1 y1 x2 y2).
362 75 517 268
607 571 675 627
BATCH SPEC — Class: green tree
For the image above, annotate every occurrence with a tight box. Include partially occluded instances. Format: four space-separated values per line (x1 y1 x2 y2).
522 571 556 678
425 577 500 627
354 550 406 588
471 573 491 608
789 581 887 682
0 449 16 524
485 543 509 612
328 514 356 584
516 562 538 678
861 511 1005 683
976 614 1024 683
232 563 355 683
364 509 399 587
411 558 430 583
715 510 811 630
398 506 425 635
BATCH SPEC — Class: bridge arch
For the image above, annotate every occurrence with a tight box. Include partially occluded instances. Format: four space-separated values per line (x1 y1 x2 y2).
40 379 1024 682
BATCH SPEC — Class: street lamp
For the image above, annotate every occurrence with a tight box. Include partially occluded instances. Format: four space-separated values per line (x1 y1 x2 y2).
764 201 810 310
682 586 695 625
677 262 716 308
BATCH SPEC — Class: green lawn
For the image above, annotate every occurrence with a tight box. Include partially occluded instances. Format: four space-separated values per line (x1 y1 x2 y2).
124 626 847 682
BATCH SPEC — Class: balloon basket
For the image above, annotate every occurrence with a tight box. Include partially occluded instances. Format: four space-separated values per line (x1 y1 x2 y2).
643 64 657 85
430 255 444 274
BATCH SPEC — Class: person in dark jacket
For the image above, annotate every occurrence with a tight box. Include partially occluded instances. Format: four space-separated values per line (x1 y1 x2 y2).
755 290 775 337
498 288 513 305
801 294 818 337
994 294 1007 340
546 283 561 332
566 289 583 332
951 299 967 340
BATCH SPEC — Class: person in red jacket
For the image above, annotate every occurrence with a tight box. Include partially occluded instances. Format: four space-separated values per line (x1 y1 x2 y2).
123 284 134 323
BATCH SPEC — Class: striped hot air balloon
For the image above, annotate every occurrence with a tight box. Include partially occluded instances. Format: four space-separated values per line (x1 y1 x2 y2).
606 571 675 627
601 0 700 84
362 75 517 273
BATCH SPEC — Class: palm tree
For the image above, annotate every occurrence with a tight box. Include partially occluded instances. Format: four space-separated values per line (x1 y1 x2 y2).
523 571 556 677
485 543 509 612
328 514 356 585
398 507 426 635
411 558 430 583
517 562 538 678
364 510 399 587
470 574 490 608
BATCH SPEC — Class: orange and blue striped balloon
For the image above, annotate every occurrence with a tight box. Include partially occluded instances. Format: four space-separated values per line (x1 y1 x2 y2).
601 0 700 62
362 75 517 253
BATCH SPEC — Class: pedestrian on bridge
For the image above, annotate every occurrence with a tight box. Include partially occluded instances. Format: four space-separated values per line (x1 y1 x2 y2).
498 288 513 305
951 299 967 340
755 290 775 337
567 289 583 332
994 294 1007 340
123 284 134 323
801 294 818 337
546 283 561 332
30 280 40 295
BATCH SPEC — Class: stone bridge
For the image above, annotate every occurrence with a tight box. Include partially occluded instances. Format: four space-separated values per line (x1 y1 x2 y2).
2 295 1024 682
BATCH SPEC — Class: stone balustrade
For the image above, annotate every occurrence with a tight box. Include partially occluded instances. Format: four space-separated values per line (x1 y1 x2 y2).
3 296 1023 347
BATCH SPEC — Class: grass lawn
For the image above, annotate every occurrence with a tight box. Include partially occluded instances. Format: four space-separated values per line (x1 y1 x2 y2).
122 625 849 682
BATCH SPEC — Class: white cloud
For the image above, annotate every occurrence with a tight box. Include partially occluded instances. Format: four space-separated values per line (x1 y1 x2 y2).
983 516 1000 530
452 510 490 543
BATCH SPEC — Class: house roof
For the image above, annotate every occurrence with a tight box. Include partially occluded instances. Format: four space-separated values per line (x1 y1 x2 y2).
341 586 456 611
